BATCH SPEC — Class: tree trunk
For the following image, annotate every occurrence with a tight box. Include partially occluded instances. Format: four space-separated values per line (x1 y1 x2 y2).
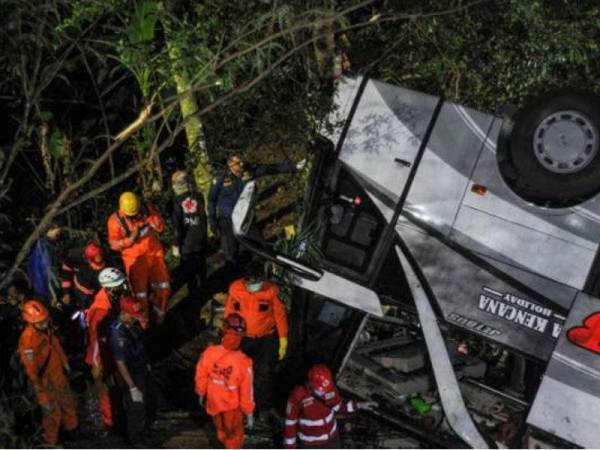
162 18 213 199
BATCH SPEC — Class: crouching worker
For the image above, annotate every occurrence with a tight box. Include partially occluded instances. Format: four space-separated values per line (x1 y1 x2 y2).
195 314 255 449
284 364 377 449
18 300 78 445
109 297 152 447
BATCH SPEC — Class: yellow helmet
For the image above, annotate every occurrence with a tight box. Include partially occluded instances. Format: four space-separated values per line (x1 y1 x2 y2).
119 192 140 216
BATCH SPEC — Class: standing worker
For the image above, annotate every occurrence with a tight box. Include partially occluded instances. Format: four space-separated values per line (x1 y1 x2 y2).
109 297 152 447
86 267 133 430
195 313 255 449
107 191 170 324
27 221 62 305
170 170 207 298
208 155 303 269
283 364 376 449
59 241 106 359
224 264 288 418
18 300 78 445
60 241 106 310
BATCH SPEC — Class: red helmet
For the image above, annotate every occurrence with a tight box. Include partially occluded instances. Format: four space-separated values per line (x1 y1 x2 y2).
84 242 105 267
308 364 335 395
22 300 49 324
223 313 247 336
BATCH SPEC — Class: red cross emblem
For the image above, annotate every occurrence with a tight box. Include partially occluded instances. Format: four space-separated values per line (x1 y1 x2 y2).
182 197 198 214
567 312 600 355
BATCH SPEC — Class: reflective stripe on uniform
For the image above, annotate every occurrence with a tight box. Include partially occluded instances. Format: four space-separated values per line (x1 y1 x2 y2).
331 403 340 412
209 378 238 390
284 437 297 446
135 292 147 299
74 276 95 296
151 281 170 290
347 400 355 413
285 419 298 426
62 263 74 272
298 422 337 442
298 411 334 427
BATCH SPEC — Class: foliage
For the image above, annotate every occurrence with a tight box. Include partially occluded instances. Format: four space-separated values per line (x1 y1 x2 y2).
350 0 600 111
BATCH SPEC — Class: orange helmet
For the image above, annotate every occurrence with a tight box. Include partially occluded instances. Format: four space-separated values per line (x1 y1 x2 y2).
22 300 49 324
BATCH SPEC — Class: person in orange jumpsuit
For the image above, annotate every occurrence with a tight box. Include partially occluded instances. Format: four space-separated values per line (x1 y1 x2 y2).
107 191 170 324
86 267 135 429
18 300 78 445
195 314 255 449
225 264 288 416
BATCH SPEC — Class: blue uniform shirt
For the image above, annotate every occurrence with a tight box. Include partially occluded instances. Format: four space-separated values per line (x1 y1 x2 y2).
208 161 295 226
108 320 147 370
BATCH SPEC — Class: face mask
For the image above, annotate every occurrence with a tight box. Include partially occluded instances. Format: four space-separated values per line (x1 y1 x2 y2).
246 281 263 293
313 387 326 398
35 321 49 331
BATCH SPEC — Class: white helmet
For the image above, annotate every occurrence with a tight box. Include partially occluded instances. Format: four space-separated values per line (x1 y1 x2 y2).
98 267 126 288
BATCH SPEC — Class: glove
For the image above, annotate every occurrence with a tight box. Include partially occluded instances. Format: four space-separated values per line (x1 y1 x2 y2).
91 365 103 380
130 386 143 403
246 414 254 430
278 337 288 361
356 400 378 411
198 395 205 408
171 245 180 258
296 158 307 171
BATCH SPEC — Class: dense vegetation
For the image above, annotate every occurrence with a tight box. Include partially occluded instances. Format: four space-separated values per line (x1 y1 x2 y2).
1 0 599 285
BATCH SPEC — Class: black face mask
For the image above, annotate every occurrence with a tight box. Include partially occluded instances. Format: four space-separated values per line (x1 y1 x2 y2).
107 284 128 300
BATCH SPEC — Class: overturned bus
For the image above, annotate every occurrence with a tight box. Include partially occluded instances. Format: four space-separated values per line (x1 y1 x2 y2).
232 75 600 448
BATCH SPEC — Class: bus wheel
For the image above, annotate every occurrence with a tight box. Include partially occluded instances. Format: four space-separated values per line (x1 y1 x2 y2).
499 90 600 207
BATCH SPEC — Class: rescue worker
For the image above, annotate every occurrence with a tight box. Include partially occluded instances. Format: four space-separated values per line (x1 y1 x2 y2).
170 170 207 298
60 241 106 310
109 297 152 447
27 221 62 305
86 267 133 430
195 313 255 449
107 191 170 324
18 300 78 445
224 264 288 416
59 241 106 359
208 155 302 266
283 364 376 449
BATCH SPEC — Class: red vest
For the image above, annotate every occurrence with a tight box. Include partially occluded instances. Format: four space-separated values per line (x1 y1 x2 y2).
283 384 355 448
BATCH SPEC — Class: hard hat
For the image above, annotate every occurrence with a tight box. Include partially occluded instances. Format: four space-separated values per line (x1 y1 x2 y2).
84 242 104 266
308 364 335 395
98 267 126 288
22 300 49 324
223 313 247 336
119 297 145 321
119 192 140 217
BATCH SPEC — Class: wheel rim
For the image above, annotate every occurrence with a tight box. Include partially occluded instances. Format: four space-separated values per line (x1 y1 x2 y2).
533 110 599 174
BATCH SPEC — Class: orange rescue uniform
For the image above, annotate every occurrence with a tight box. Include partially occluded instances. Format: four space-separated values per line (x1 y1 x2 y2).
18 325 78 444
225 279 288 339
86 288 117 427
107 204 170 319
195 343 255 449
